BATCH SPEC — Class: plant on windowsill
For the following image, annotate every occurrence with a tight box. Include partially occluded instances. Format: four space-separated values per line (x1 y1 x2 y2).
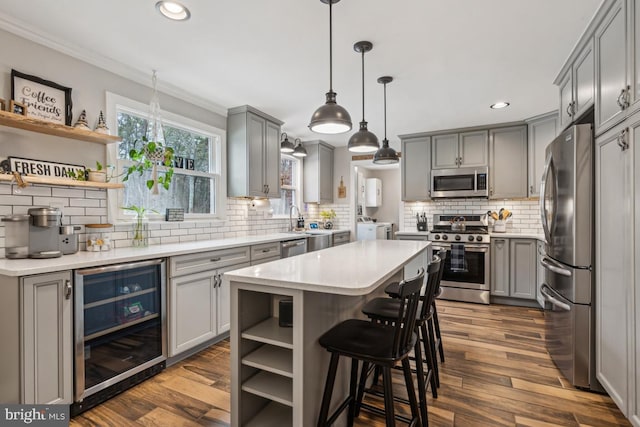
123 136 175 194
121 205 158 247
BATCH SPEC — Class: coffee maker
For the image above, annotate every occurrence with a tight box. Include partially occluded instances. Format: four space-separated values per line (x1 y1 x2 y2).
27 207 63 258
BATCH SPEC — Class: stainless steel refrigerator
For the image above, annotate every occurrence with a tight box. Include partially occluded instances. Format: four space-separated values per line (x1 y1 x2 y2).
539 124 602 391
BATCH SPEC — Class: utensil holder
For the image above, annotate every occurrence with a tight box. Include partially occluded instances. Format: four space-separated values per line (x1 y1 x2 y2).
493 220 506 233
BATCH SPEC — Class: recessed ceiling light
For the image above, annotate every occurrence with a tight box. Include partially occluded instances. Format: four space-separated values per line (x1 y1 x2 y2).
490 101 510 109
156 1 191 21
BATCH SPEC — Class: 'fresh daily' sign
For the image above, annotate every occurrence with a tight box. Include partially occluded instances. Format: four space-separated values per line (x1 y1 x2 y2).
9 156 85 179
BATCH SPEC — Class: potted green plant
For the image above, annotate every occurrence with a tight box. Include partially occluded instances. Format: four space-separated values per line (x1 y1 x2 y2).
87 161 107 183
121 205 158 247
123 136 175 194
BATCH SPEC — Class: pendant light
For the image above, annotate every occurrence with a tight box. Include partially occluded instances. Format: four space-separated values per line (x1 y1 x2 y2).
292 138 308 158
373 76 400 164
348 41 379 153
309 0 352 134
280 132 295 153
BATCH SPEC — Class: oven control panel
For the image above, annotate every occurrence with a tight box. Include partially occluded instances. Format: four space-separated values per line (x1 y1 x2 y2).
428 233 490 244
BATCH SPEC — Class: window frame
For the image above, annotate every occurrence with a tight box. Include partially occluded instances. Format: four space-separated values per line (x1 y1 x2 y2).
271 153 303 219
105 92 227 223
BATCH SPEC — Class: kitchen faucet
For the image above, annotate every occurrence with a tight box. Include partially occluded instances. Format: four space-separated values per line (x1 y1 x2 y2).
289 205 300 232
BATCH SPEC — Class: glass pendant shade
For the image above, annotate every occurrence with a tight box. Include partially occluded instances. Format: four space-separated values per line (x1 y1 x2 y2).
292 138 308 158
348 40 379 153
280 132 295 153
309 0 352 134
373 75 399 164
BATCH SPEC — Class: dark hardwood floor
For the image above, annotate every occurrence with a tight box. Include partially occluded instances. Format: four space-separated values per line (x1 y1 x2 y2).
70 300 630 426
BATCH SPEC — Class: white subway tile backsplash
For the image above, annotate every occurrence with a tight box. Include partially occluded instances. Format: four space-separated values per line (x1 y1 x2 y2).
51 188 86 198
16 186 52 197
70 198 101 207
84 190 107 199
3 195 34 206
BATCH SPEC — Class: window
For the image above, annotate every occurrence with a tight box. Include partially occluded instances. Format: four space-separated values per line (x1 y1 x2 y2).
270 154 302 217
106 92 225 221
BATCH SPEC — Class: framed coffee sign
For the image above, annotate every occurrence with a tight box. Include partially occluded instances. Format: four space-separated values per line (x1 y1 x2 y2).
11 69 72 125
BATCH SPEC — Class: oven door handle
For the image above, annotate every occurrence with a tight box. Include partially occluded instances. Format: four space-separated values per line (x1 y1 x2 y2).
540 284 571 311
432 244 488 253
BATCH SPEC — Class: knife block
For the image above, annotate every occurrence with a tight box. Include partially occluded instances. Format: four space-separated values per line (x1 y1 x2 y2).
417 221 427 231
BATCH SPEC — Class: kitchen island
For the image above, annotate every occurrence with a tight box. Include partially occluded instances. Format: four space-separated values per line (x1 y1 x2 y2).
225 239 430 427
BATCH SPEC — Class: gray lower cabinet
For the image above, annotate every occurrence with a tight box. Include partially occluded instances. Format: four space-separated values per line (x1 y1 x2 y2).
303 140 334 204
489 125 528 199
22 271 73 404
491 237 536 300
536 240 546 308
332 231 350 246
250 242 282 265
527 112 558 197
401 136 431 201
227 105 283 198
169 247 251 356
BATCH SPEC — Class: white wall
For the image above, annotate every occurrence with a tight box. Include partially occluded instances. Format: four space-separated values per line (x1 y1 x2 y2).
0 29 298 257
368 168 400 226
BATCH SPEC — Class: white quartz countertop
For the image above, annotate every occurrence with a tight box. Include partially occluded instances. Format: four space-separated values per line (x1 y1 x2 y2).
224 239 431 296
0 233 307 277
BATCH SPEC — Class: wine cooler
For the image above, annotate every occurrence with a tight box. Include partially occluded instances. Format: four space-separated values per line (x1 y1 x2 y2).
72 259 167 415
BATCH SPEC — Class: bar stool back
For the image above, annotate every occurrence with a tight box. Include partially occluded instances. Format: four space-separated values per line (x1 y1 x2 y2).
317 267 427 427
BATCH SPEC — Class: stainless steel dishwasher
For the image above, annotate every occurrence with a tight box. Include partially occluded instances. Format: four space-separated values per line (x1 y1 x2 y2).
281 238 307 257
307 234 332 252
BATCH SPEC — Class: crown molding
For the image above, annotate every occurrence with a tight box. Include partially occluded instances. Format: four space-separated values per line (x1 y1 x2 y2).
0 12 228 117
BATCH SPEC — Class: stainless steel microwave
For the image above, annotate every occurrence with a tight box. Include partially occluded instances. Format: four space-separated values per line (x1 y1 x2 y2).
431 166 489 198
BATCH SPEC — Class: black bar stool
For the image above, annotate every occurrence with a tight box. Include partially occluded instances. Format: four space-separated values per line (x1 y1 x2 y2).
360 256 442 427
383 249 447 385
317 268 426 427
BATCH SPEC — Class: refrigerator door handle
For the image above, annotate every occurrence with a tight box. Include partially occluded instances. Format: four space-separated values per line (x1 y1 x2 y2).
540 256 572 277
541 284 571 311
540 154 553 243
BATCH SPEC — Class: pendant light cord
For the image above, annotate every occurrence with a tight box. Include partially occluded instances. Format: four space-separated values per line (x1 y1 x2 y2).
383 82 387 140
328 1 333 92
361 49 365 122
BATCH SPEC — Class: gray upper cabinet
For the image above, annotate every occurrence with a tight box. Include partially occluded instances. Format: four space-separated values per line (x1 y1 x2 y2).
303 140 334 204
558 68 574 131
432 131 488 169
558 40 594 132
459 130 489 167
227 105 283 198
401 136 431 201
526 111 558 197
595 0 630 135
489 125 528 199
431 133 459 169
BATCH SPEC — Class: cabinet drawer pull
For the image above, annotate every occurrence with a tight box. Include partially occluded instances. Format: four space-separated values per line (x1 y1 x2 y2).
211 257 222 262
261 249 271 253
566 103 573 117
64 280 72 300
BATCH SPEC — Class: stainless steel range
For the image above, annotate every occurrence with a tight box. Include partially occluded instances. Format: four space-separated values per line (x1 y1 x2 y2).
429 214 490 304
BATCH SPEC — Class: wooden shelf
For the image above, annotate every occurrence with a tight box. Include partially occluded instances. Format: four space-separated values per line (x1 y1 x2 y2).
0 110 121 145
245 402 292 427
242 344 293 378
0 174 124 189
241 371 293 407
241 317 293 349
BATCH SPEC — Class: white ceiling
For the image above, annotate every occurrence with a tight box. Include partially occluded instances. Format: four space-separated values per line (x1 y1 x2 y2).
0 0 602 150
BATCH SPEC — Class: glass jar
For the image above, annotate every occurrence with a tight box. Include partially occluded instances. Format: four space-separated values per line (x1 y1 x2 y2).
85 223 113 251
